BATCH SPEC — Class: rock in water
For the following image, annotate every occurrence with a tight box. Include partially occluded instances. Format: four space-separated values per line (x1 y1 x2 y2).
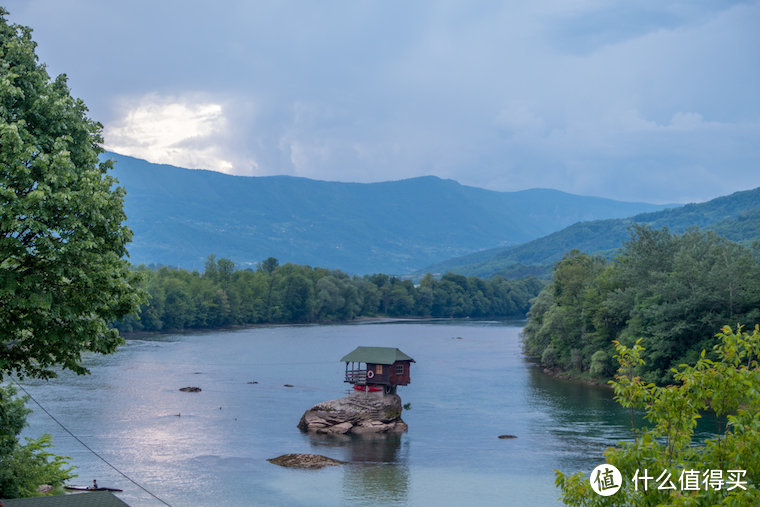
268 453 347 469
298 391 408 435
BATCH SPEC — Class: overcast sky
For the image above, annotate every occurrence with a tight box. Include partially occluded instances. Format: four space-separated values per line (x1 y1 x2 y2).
4 0 760 203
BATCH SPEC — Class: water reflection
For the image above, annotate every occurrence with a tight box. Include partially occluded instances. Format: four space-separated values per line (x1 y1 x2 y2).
525 363 632 472
308 432 405 463
524 360 721 475
343 463 409 506
308 433 409 505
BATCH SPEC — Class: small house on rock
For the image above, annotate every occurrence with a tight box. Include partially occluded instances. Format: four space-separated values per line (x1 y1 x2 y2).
341 346 415 394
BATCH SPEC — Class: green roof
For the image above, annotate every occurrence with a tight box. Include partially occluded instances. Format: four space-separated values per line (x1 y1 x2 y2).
2 491 129 507
340 346 415 364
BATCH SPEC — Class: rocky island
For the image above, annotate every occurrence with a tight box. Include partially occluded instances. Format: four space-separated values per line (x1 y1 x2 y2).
298 390 408 435
297 346 414 434
267 453 347 469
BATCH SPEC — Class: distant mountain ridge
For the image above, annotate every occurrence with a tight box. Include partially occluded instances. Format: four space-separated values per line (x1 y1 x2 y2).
107 152 672 274
425 186 760 278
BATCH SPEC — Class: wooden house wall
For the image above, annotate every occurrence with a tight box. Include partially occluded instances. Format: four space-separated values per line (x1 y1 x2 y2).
388 360 411 385
346 360 413 386
366 362 391 385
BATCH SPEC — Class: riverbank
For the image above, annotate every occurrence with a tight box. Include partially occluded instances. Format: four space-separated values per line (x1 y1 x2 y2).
524 357 611 388
117 316 525 339
117 316 430 339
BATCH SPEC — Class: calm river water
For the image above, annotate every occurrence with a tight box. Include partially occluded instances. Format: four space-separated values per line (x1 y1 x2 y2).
21 321 634 506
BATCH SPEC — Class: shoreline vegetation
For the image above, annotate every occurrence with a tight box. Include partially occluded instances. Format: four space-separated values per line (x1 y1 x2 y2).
115 255 544 334
522 225 760 385
531 362 612 388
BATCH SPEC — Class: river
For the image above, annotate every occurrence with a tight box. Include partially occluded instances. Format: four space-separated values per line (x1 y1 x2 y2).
20 321 635 506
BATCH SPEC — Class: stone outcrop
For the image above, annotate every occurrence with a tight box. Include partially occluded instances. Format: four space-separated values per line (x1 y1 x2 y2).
267 453 347 469
297 391 408 435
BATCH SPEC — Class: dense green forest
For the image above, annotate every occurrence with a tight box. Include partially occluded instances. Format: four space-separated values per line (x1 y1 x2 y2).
522 225 760 384
116 256 543 332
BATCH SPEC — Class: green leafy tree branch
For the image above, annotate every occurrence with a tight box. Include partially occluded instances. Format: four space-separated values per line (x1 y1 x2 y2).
556 325 760 505
1 7 142 497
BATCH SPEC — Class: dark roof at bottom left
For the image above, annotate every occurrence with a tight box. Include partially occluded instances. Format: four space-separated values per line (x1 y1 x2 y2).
1 491 129 507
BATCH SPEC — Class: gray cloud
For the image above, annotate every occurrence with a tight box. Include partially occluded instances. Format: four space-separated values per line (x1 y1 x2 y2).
4 0 759 203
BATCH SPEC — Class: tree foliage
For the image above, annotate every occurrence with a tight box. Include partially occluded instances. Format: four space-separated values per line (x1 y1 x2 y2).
1 9 140 497
0 384 75 498
116 255 544 332
522 226 760 383
0 9 142 380
556 325 760 505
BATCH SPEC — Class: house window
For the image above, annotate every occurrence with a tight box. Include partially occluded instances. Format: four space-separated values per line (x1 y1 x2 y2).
395 364 404 375
375 364 383 374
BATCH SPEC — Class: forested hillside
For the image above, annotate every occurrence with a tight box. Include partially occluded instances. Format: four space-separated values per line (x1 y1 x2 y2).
116 256 543 332
522 226 760 384
108 152 669 274
427 186 760 278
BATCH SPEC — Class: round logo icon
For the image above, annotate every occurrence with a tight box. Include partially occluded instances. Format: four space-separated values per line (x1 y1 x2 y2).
590 464 622 496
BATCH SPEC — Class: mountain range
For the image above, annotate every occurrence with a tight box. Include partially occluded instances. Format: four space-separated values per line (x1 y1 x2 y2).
424 186 760 278
107 152 672 274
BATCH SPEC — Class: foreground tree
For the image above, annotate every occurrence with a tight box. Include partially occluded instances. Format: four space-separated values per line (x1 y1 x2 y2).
0 9 142 380
1 8 142 496
556 325 760 505
0 384 75 497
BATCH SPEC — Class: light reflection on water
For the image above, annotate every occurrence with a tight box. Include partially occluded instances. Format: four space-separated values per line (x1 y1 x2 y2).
18 322 636 506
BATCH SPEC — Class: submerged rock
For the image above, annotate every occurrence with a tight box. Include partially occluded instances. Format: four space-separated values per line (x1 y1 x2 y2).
297 391 408 435
267 453 347 469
